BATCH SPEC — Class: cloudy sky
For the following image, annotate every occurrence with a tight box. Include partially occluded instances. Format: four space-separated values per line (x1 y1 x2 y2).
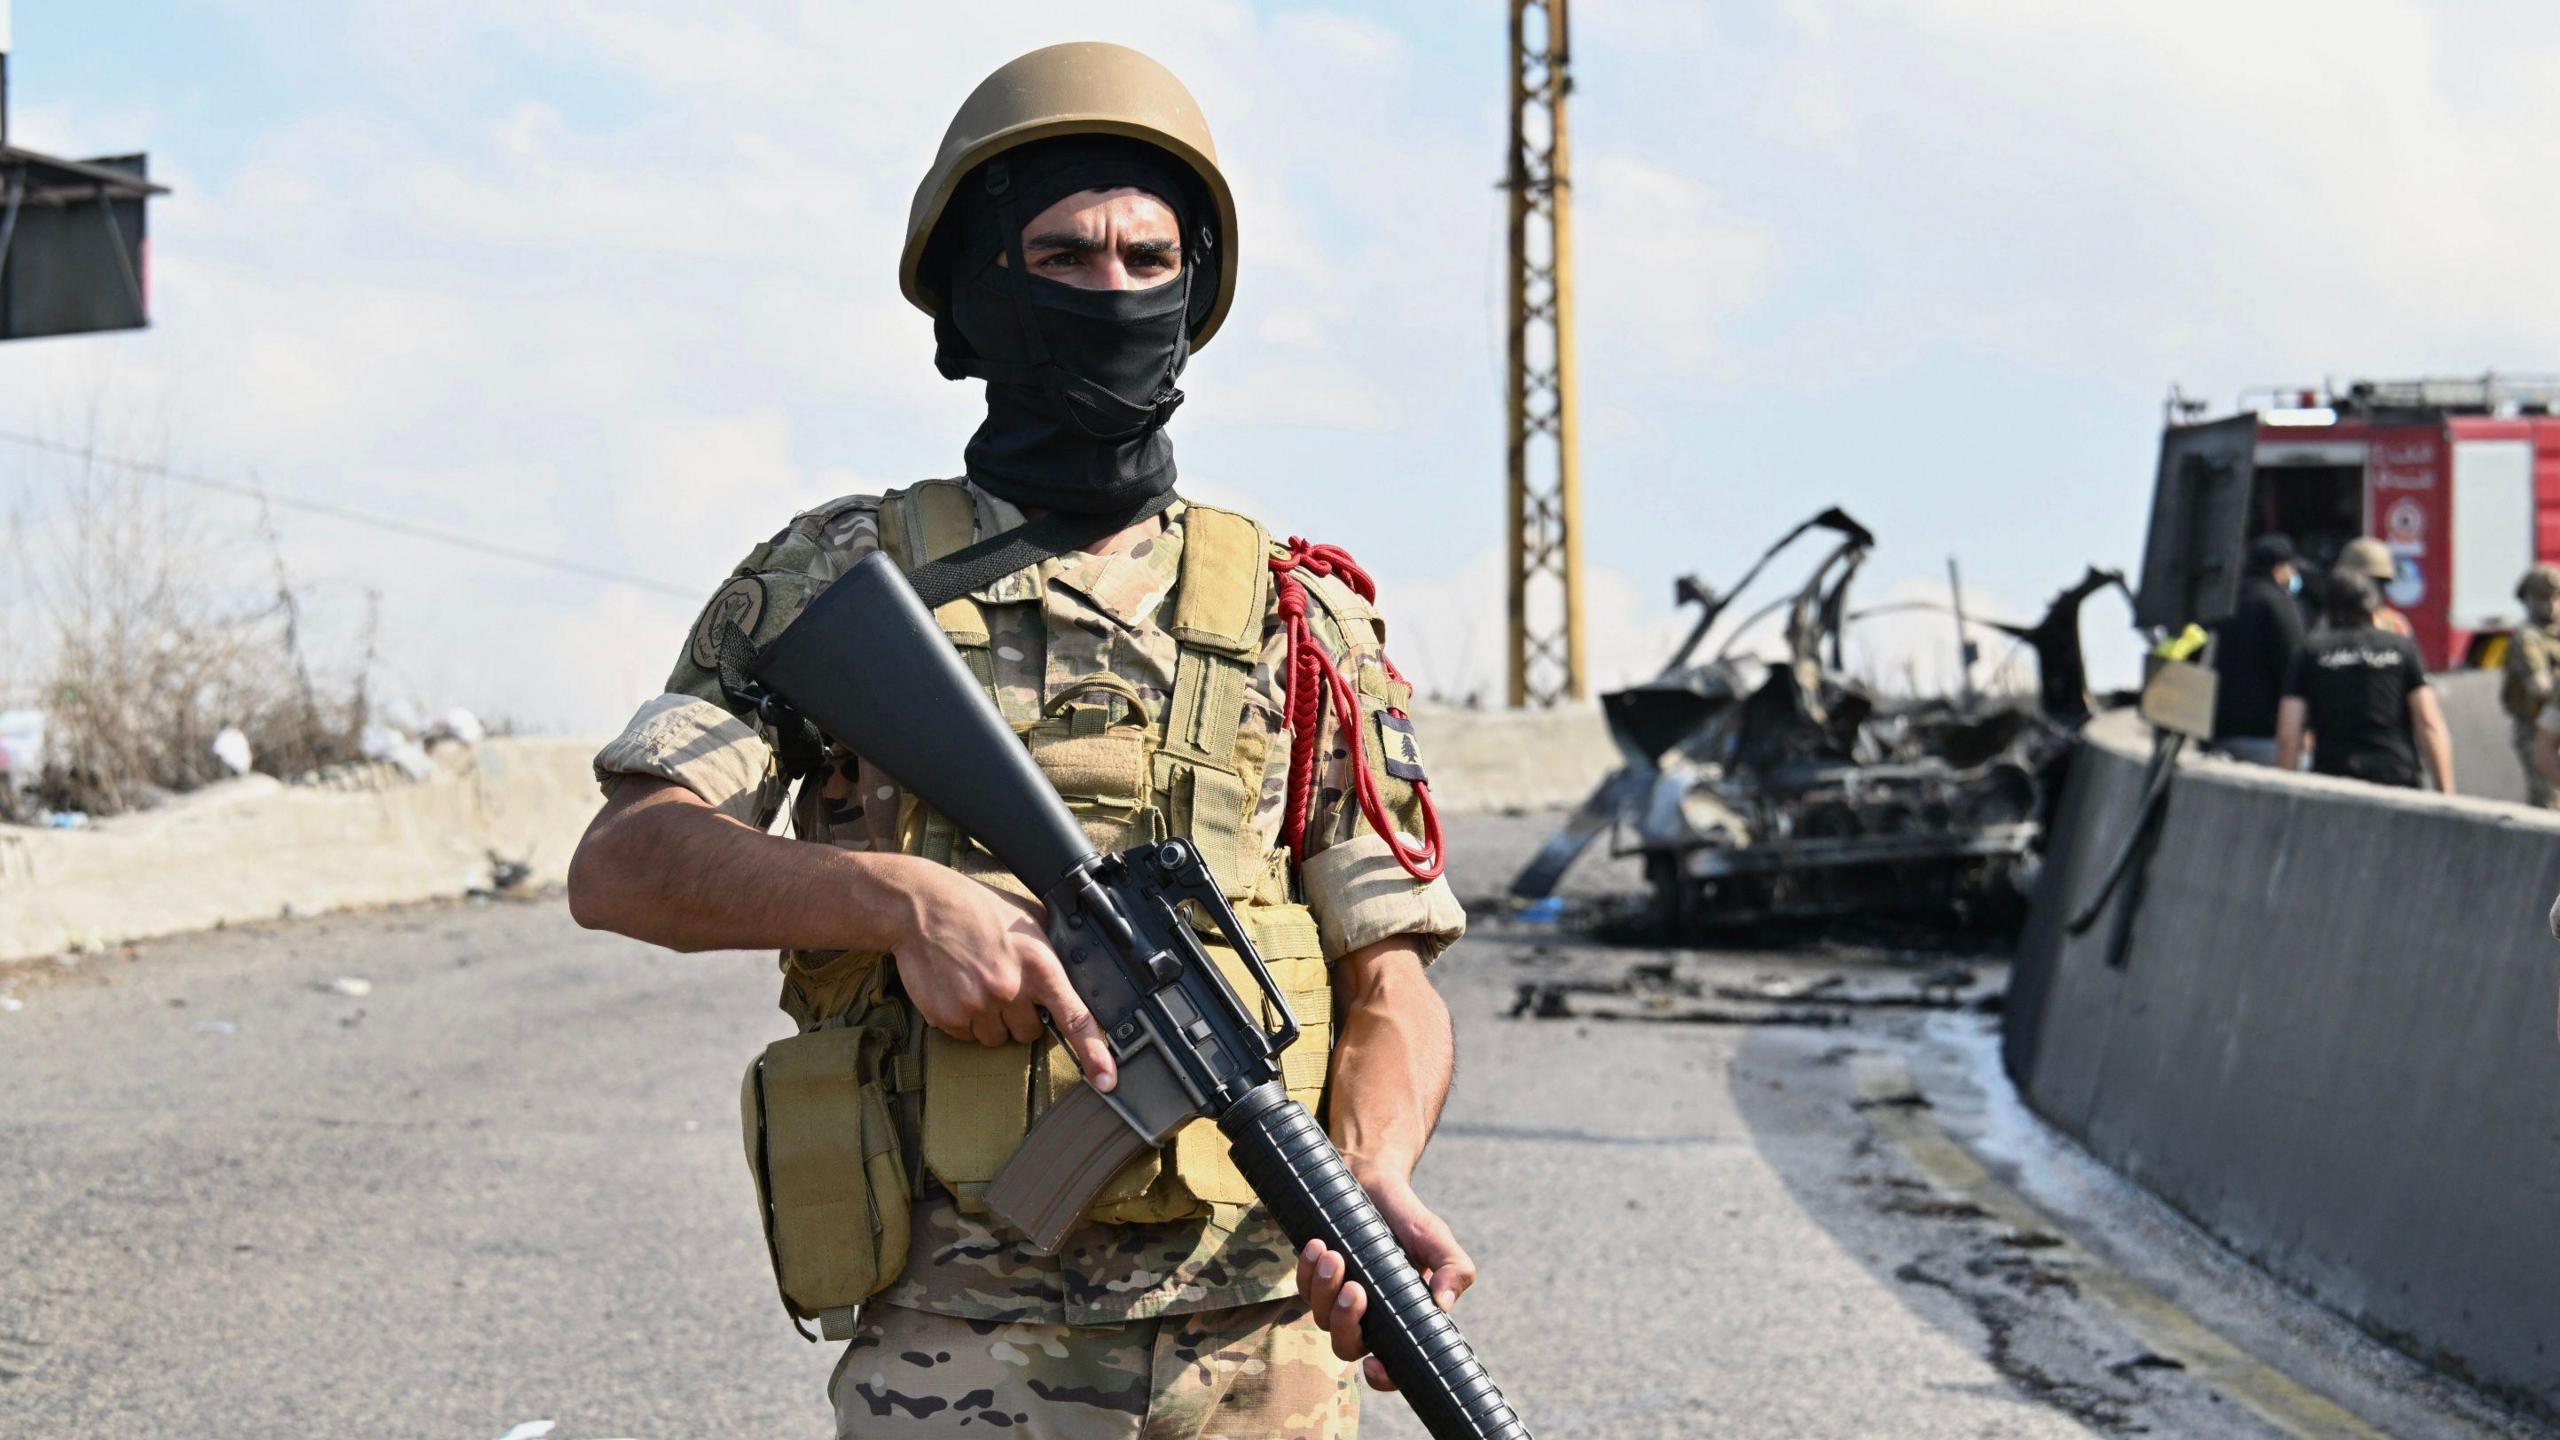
6 1 2559 731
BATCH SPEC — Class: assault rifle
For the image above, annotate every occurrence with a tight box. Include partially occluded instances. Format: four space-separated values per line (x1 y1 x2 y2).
749 551 1532 1440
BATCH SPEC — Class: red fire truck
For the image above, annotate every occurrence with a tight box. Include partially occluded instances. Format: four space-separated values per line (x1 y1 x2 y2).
2135 375 2560 669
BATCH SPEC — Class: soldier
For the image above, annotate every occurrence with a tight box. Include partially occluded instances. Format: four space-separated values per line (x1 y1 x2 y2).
2337 537 2416 638
2508 566 2560 807
564 43 1474 1437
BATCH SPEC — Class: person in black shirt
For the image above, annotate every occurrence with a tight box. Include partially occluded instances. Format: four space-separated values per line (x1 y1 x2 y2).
2277 567 2455 790
2212 533 2307 764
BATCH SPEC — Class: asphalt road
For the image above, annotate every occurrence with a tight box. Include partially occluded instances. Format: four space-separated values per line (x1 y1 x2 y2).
0 812 2540 1439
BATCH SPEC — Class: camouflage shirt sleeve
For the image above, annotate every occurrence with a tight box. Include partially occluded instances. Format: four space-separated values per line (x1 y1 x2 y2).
592 496 886 826
1277 567 1468 963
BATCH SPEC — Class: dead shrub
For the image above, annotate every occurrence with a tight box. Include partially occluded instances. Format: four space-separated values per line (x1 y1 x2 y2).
7 429 374 818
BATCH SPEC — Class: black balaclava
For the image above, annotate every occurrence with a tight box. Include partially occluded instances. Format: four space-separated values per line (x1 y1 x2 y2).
933 136 1216 515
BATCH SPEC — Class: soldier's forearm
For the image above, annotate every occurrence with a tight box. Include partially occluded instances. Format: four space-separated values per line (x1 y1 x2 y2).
1325 936 1454 1187
568 776 938 955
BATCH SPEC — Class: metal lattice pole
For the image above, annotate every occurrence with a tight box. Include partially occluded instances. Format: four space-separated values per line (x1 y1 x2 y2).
1505 0 1585 707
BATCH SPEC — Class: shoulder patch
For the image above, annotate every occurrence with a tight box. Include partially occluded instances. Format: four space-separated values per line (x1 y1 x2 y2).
1377 710 1427 783
688 575 768 670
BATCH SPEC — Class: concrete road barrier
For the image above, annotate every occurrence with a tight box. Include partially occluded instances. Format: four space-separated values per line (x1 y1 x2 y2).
0 708 1609 963
1406 702 1618 816
2006 713 2560 1418
0 739 603 962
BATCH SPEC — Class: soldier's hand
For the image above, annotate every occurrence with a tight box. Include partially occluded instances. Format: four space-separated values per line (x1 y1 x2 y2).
890 860 1116 1091
1294 1177 1477 1391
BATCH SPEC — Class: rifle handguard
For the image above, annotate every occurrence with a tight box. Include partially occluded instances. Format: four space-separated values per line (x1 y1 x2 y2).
1221 1083 1530 1440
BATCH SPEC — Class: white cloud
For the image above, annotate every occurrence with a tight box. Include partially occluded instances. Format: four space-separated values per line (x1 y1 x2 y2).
9 0 2557 740
1377 544 1690 706
1576 155 1780 374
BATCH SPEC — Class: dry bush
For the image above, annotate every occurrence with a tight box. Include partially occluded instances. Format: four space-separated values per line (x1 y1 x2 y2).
8 432 374 818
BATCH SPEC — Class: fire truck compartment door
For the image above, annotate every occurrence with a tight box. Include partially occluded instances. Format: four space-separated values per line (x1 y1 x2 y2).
2451 439 2533 631
2136 415 2257 630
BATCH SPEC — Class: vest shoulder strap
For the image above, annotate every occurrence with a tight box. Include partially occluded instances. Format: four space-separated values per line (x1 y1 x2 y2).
878 481 990 646
1170 503 1270 657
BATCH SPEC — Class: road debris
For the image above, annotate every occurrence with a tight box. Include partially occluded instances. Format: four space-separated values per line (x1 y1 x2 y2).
210 727 255 776
323 977 373 998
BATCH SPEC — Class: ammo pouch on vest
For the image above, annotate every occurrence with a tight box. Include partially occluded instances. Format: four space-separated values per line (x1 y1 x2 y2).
739 999 912 1340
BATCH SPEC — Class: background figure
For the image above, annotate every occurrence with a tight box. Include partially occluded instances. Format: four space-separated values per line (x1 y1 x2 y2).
2278 567 2454 791
2212 533 2307 765
2338 537 2416 638
2505 565 2560 807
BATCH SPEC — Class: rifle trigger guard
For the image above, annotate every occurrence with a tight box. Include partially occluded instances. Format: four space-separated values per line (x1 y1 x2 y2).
1156 840 1302 1057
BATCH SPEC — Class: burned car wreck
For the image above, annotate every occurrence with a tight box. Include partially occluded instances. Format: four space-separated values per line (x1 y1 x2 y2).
1515 509 2126 935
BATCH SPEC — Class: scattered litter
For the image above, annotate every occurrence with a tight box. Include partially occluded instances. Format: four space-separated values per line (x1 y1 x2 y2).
1879 1193 1990 1220
494 1422 557 1440
431 708 487 746
193 1019 239 1035
1709 980 1982 1011
468 852 536 901
40 809 90 830
1851 1091 1933 1111
324 977 373 998
52 953 79 969
1506 980 1848 1027
0 709 46 778
0 996 23 1013
1516 896 1567 925
2108 1351 2187 1381
210 726 255 776
359 724 436 782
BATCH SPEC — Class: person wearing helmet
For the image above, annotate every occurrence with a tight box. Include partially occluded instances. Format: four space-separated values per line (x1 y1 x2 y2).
566 43 1470 1436
2336 537 2415 638
2514 564 2560 805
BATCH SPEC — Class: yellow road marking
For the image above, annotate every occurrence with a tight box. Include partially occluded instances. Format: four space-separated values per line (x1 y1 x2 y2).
1853 1057 2394 1440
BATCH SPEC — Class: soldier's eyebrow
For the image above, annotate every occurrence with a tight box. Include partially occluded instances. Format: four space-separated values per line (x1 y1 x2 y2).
1024 232 1181 257
1025 231 1104 254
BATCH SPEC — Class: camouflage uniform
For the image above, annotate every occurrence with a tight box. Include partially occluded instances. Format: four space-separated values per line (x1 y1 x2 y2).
2508 622 2560 808
831 1297 1358 1438
595 480 1465 1436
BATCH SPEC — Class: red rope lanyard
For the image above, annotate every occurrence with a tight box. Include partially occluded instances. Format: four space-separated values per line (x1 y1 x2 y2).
1269 537 1446 882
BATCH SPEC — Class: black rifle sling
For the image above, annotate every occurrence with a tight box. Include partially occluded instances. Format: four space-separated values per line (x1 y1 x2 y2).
721 487 1180 778
902 486 1178 610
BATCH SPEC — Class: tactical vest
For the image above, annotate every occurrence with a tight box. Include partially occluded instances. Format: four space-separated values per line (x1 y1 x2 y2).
779 480 1334 1230
2504 626 2560 721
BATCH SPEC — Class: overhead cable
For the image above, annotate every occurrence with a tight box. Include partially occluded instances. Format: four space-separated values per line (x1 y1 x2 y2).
0 426 698 599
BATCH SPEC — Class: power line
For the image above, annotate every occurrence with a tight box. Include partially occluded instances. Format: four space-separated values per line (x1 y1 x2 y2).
0 426 700 599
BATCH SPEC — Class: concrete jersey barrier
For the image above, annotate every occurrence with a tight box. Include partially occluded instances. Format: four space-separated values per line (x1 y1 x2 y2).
0 707 1611 964
2006 713 2560 1418
0 738 604 963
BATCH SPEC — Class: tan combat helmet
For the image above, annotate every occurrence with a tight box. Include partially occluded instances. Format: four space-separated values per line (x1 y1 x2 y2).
902 42 1240 348
2339 536 2398 583
2520 563 2560 602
